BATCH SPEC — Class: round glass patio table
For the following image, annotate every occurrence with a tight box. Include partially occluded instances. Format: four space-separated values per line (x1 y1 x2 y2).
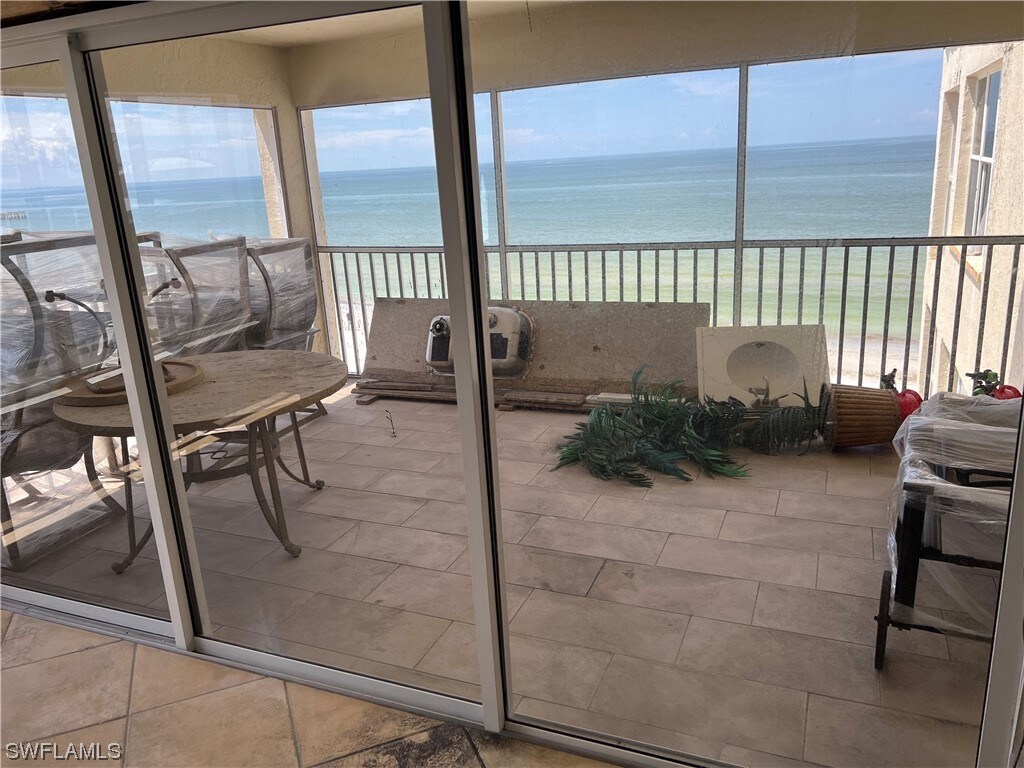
54 350 348 572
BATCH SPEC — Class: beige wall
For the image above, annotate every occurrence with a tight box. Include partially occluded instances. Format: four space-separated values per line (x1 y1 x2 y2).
923 41 1024 394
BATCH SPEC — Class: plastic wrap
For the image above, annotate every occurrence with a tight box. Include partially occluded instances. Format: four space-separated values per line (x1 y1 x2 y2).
244 237 319 351
885 394 1012 635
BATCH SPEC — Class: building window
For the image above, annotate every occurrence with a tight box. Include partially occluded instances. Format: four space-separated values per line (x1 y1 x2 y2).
964 70 1001 235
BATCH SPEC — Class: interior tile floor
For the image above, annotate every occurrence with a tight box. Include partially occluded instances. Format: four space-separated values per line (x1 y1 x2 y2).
2 385 997 767
0 610 612 767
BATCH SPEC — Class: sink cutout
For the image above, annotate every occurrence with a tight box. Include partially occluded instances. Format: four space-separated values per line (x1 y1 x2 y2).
726 341 801 397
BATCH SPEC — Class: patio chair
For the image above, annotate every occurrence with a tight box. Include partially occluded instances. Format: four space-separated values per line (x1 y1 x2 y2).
873 393 1017 669
1 235 118 570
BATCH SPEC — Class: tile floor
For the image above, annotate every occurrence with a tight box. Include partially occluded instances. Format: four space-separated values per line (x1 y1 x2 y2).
1 385 998 766
0 610 612 767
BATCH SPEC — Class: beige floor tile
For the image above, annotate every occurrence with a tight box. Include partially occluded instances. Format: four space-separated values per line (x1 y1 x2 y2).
589 561 759 623
336 444 447 472
329 521 466 570
496 437 559 462
304 422 406 448
741 448 873 475
192 528 280 576
589 655 807 759
241 547 396 601
510 590 688 662
644 479 780 515
803 695 979 768
515 698 722 760
508 635 611 709
130 644 259 712
733 465 828 494
222 508 356 549
499 483 597 519
369 413 459 434
870 451 902 477
521 517 667 565
675 617 879 704
212 626 361 671
323 724 478 768
494 419 549 442
535 424 576 444
718 511 874 558
287 459 390 491
368 469 467 503
500 409 585 428
364 565 530 623
286 682 436 766
202 571 316 634
471 729 615 767
658 535 818 588
126 678 297 768
417 402 461 416
44 550 166 608
6 718 126 768
417 625 611 708
313 407 381 426
175 494 255 532
585 496 726 538
528 464 648 499
879 651 987 725
278 437 359 462
297 487 426 525
74 517 158 559
414 622 479 684
776 490 889 527
816 554 997 613
1 641 133 743
271 593 450 667
348 657 481 700
395 430 464 453
402 500 538 543
1 614 117 668
200 471 321 509
826 472 895 500
717 745 820 767
450 543 604 596
753 583 948 658
433 454 545 485
1 610 11 640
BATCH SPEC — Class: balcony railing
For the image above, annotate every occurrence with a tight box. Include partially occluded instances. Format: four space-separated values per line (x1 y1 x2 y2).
324 234 1021 397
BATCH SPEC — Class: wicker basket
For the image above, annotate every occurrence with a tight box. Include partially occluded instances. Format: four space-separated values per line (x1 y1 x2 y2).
821 384 902 449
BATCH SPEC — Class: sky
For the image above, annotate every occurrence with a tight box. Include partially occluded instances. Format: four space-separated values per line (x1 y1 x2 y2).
0 48 943 189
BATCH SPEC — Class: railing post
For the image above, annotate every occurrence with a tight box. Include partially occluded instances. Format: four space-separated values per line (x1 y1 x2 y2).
733 63 749 326
491 90 510 301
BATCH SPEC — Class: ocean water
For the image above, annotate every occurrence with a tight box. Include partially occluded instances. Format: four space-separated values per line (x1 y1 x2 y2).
2 135 936 374
1 135 935 246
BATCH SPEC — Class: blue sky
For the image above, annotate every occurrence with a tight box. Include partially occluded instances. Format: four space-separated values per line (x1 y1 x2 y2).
1 48 942 188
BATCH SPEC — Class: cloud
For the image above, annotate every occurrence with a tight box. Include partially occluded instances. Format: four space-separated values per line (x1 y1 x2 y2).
316 126 435 150
669 72 737 99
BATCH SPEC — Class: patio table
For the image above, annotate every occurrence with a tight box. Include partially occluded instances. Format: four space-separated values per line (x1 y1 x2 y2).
54 349 347 572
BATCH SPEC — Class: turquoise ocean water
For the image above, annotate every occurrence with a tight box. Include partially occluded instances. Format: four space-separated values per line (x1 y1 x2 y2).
2 135 935 349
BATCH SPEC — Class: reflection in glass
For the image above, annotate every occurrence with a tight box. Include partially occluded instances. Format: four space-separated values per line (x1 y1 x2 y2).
1 66 167 617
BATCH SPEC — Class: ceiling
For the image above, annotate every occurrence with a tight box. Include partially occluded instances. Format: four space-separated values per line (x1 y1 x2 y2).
217 2 529 48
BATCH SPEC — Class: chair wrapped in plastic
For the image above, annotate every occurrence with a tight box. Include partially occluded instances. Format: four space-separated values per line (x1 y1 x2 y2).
874 393 1018 669
1 234 116 569
140 235 254 356
244 238 320 351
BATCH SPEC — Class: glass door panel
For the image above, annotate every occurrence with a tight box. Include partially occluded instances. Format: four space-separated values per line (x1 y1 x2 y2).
91 6 483 700
465 3 1022 765
1 62 168 620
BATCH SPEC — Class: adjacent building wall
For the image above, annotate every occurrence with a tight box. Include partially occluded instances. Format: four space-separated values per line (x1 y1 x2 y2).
923 41 1023 394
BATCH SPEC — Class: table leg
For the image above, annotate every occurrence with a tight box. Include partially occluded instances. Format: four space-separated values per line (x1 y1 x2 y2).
84 439 152 574
249 419 301 557
275 411 325 490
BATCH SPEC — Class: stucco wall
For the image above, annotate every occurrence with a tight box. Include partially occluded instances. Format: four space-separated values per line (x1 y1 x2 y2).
923 41 1024 394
